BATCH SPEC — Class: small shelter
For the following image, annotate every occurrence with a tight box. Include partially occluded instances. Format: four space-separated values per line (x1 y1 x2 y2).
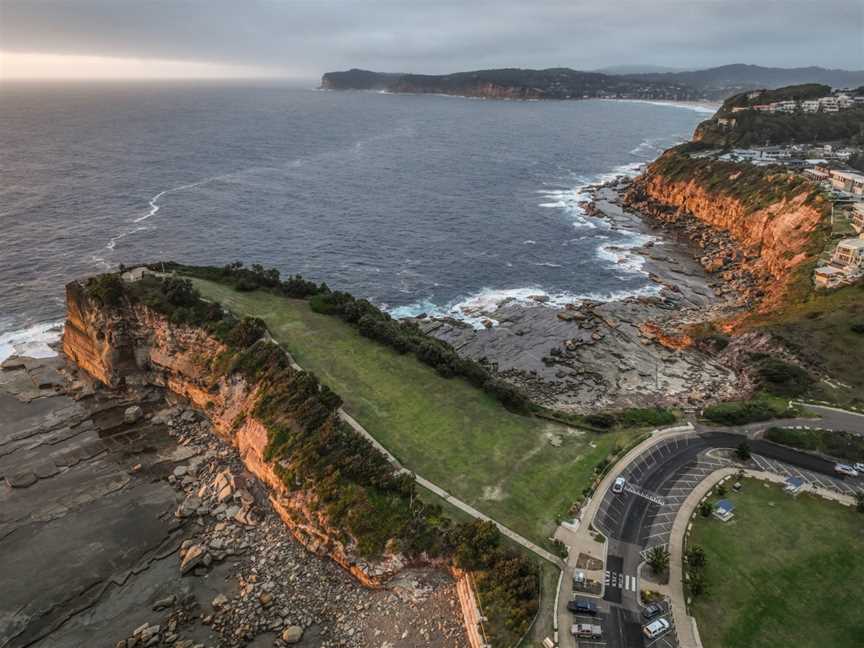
784 476 805 495
713 499 735 522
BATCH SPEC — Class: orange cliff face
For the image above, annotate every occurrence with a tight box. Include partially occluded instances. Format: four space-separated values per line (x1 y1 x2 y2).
626 155 829 317
61 281 407 587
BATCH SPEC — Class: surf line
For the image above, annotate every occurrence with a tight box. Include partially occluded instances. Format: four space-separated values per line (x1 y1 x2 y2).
133 177 219 224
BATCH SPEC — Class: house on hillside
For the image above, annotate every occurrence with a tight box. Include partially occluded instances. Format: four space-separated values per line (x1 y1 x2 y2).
820 97 840 112
830 170 864 195
832 237 864 268
851 203 864 233
814 265 847 289
802 99 821 113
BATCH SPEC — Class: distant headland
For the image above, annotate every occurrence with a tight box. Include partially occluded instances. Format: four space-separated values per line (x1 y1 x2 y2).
321 64 864 101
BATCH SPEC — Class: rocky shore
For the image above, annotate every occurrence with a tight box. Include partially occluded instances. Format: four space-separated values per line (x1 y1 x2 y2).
0 353 466 648
413 178 752 413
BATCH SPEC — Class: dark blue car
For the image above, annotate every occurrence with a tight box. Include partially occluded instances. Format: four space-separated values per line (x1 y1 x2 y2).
567 597 598 615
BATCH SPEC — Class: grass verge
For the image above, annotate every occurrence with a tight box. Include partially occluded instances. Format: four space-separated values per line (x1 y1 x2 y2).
764 426 864 463
689 478 864 648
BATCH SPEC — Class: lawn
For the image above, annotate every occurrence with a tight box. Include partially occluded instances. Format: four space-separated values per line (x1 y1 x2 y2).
191 278 640 547
689 479 864 648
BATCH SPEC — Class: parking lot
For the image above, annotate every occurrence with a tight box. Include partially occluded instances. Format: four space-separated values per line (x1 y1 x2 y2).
567 600 679 648
750 452 864 497
594 435 730 549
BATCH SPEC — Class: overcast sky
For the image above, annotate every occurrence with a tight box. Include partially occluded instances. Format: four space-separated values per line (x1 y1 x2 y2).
1 0 862 79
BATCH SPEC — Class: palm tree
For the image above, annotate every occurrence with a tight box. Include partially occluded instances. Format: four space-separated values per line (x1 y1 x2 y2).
647 546 670 574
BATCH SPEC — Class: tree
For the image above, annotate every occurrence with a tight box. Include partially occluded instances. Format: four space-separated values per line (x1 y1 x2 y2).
856 492 864 514
647 545 670 574
688 570 707 597
699 501 714 518
736 440 752 461
686 545 707 569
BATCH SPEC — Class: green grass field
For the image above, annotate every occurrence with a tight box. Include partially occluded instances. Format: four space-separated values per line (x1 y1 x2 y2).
689 479 864 648
192 278 640 547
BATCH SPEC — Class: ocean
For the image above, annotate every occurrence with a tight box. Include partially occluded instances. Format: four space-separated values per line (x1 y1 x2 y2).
0 81 714 360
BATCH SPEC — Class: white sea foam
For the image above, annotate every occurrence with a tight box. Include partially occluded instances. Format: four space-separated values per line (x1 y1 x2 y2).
389 283 660 330
0 320 64 363
596 232 656 274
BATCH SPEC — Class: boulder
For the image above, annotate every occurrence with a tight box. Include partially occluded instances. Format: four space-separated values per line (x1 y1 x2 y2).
124 405 144 424
282 626 303 644
180 545 205 574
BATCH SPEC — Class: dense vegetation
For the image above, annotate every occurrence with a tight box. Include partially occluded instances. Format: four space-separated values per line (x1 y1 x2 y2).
703 394 797 426
764 426 864 463
749 284 864 409
85 270 539 644
753 357 813 397
153 261 530 413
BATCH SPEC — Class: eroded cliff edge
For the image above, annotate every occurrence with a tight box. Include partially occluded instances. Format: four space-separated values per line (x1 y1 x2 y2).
624 148 831 318
63 278 408 586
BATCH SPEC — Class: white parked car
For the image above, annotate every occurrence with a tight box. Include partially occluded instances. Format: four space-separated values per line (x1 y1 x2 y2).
853 463 864 474
612 476 626 494
835 463 859 478
642 617 671 640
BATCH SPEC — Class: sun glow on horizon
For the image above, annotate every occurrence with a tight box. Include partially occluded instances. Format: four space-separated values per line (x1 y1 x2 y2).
0 52 287 80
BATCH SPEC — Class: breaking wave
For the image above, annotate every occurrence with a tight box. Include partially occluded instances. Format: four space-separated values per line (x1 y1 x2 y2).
0 319 64 363
388 283 660 330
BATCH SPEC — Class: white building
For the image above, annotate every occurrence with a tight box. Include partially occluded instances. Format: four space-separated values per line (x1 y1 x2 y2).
802 99 821 113
771 100 797 113
851 203 864 233
820 97 839 112
836 94 854 109
833 237 864 268
814 265 847 289
830 170 864 195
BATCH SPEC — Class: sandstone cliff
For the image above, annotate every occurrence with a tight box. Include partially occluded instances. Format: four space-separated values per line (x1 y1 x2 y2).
625 150 830 319
62 280 405 587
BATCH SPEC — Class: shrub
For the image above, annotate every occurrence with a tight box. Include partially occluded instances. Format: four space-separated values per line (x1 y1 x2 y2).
851 322 864 335
647 545 670 574
736 440 752 461
617 407 677 427
85 273 125 306
585 413 616 429
703 396 794 425
756 358 813 397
